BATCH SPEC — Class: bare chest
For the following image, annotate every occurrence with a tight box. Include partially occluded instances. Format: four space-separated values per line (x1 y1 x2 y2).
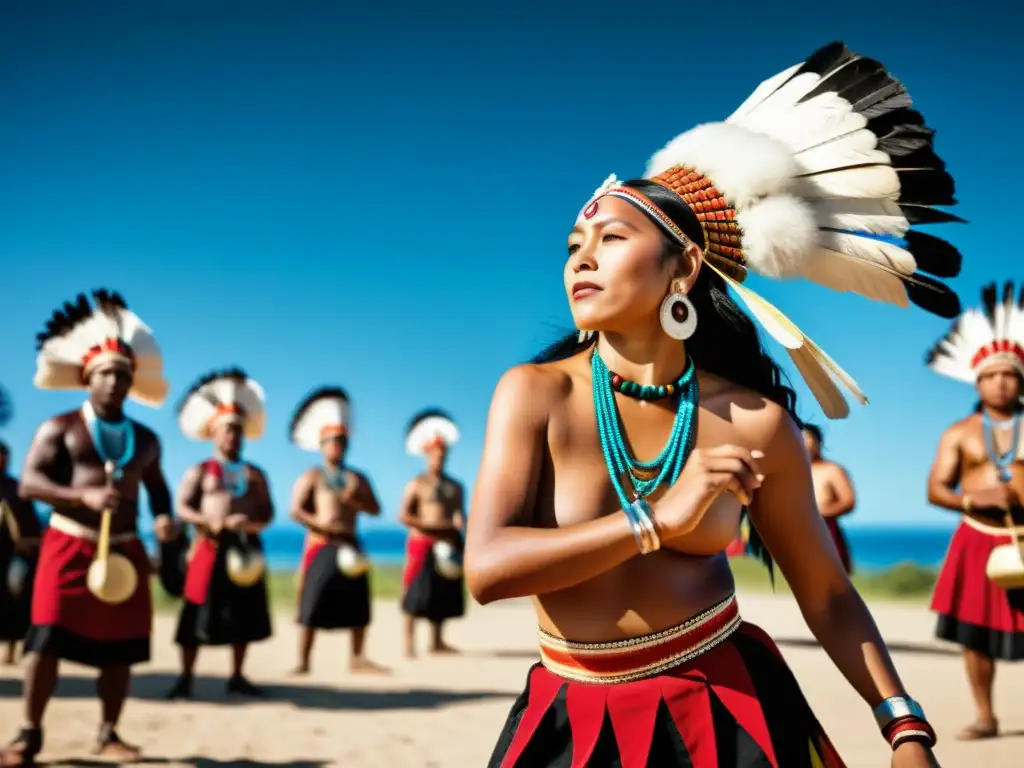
542 392 742 554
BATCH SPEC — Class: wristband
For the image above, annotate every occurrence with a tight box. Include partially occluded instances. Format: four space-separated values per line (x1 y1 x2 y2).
873 695 926 730
883 717 937 750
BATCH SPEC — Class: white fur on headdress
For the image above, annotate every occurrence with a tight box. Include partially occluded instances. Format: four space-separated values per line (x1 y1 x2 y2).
33 290 168 407
605 42 963 419
289 387 351 452
178 369 266 441
928 282 1024 387
406 410 459 457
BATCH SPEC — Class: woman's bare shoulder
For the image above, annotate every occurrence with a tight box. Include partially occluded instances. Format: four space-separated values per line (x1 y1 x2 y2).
492 355 584 412
698 370 797 452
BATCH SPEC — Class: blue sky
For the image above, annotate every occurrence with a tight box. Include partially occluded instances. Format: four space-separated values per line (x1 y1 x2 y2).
1 0 1019 532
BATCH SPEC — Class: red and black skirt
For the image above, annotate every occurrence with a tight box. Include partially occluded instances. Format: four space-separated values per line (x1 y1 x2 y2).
824 518 853 575
488 596 844 768
931 518 1024 660
297 535 371 630
24 523 152 667
175 531 272 647
401 534 465 622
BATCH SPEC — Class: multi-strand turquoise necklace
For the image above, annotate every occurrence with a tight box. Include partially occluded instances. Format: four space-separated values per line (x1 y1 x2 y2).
592 350 699 509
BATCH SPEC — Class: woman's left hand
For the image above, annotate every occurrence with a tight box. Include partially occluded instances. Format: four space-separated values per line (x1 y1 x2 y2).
891 741 940 767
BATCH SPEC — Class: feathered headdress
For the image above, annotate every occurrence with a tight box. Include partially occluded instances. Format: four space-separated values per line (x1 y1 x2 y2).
33 289 168 407
288 387 351 452
406 409 459 456
927 282 1024 388
177 368 266 441
585 42 963 419
0 384 12 428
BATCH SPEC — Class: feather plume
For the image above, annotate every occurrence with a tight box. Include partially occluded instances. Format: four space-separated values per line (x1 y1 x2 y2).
177 368 266 441
289 386 351 452
406 408 459 456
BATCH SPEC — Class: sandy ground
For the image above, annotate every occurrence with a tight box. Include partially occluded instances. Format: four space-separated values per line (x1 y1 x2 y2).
0 592 1021 767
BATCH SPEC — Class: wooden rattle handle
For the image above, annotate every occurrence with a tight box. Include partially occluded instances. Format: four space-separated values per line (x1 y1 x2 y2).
95 461 116 566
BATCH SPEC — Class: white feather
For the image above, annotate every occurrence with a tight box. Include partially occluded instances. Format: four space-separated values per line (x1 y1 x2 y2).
406 416 460 456
726 62 801 122
291 395 351 452
734 194 818 278
179 375 266 442
818 232 917 276
811 199 909 237
802 249 909 307
795 165 901 201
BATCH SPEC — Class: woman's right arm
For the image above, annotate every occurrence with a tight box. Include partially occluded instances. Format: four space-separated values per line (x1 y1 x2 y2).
464 365 642 605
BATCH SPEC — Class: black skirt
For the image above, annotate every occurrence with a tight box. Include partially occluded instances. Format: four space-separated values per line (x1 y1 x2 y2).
298 541 371 630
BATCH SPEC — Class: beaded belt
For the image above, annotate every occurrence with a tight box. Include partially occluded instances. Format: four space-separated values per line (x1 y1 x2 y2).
963 515 1024 537
538 594 741 685
49 513 138 544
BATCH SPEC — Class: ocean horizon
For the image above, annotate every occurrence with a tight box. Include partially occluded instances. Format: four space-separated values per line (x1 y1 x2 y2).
137 522 956 573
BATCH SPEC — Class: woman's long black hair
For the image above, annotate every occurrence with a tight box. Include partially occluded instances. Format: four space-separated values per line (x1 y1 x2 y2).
533 180 809 576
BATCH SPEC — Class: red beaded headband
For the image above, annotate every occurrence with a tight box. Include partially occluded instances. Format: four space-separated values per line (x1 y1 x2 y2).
80 338 135 382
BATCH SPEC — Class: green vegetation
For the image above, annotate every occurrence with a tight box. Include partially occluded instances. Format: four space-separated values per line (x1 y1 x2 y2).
727 556 938 601
151 559 937 611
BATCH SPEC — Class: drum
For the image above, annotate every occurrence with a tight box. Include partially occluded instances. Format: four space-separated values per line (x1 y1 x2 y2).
86 551 139 604
433 539 463 580
986 541 1024 589
336 542 370 578
226 543 266 587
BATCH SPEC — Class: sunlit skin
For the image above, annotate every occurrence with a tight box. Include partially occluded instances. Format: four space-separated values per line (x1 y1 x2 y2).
398 440 465 657
927 361 1024 739
288 432 385 675
802 429 856 520
465 194 935 766
3 359 174 763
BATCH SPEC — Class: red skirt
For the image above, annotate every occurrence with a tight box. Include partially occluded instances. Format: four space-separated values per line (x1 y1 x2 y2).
488 596 844 768
931 519 1024 660
183 535 218 606
25 526 152 667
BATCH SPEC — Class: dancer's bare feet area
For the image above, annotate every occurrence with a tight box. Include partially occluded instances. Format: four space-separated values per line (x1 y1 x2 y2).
350 656 390 674
290 664 310 677
430 642 459 655
0 728 41 767
91 731 141 762
955 718 998 740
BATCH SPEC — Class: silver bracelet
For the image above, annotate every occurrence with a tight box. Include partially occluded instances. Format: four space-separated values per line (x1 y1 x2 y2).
622 504 651 555
873 696 926 730
630 499 661 553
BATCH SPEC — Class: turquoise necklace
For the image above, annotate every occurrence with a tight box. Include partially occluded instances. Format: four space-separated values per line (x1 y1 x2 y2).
217 458 249 498
82 401 135 481
592 351 699 508
982 411 1020 484
323 463 348 491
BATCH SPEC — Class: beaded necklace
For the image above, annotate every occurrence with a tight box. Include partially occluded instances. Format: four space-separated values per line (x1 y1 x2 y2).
606 365 691 401
216 458 249 498
591 351 699 509
81 401 135 481
323 463 348 491
982 411 1021 483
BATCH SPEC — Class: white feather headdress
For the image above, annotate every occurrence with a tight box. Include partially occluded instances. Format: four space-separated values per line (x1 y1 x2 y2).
928 282 1024 387
406 409 459 456
289 387 351 452
33 290 168 407
177 368 266 441
585 42 964 419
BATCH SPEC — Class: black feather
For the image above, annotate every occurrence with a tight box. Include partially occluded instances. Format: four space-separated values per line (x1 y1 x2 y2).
175 368 250 415
795 42 854 79
981 282 998 321
896 169 956 206
801 55 884 102
904 231 962 278
904 273 961 318
34 289 131 350
0 384 12 428
406 408 457 437
900 205 965 225
288 386 350 439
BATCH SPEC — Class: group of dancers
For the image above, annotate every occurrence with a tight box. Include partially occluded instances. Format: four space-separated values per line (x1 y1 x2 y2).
1 38 1022 768
0 295 467 765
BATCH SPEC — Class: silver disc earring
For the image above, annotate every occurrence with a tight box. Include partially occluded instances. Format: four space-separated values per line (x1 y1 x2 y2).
659 292 697 340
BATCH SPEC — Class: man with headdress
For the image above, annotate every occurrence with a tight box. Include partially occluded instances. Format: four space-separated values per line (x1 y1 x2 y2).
927 281 1024 741
399 409 466 657
803 424 857 574
0 388 43 666
165 368 274 700
0 290 175 766
287 387 388 675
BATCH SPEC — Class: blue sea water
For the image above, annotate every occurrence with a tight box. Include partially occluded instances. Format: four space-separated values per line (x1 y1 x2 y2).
139 523 955 573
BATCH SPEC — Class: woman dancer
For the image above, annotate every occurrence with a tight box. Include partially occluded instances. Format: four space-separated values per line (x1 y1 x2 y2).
467 42 962 767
